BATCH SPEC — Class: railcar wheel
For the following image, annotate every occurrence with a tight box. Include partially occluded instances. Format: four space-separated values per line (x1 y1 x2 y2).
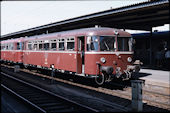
95 73 105 85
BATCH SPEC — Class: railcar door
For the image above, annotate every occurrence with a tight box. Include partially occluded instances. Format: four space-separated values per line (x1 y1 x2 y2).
76 36 85 74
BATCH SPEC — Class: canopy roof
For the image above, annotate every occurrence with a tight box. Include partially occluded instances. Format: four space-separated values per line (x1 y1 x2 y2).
1 0 169 40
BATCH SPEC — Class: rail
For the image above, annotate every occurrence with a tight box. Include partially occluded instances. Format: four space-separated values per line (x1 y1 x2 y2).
1 72 98 112
1 63 170 110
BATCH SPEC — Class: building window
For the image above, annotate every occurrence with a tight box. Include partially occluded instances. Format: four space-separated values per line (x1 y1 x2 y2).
67 38 75 50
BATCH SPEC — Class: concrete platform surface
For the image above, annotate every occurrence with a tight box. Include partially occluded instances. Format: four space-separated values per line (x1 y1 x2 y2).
138 69 170 87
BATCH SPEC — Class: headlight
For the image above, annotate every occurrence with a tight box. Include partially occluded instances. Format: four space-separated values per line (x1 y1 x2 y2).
100 57 106 63
127 57 132 62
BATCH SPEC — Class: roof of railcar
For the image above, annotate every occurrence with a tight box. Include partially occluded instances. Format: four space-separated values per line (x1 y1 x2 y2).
1 37 24 44
24 27 131 41
1 27 131 42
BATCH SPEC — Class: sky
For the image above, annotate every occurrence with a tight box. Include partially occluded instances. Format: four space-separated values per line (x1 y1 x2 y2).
1 0 169 36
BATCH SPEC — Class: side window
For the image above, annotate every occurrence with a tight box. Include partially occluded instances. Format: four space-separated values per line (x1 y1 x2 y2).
17 43 20 50
51 39 57 50
27 42 32 50
33 43 38 50
11 43 14 50
39 44 43 50
17 42 23 50
8 44 11 50
9 43 13 50
67 37 75 50
44 43 49 50
3 44 6 50
38 41 43 50
6 44 9 50
1 44 5 50
58 39 65 51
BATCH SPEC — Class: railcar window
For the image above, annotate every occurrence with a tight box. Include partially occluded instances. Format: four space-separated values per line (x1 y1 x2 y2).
1 44 5 50
100 36 115 51
44 43 49 50
39 44 43 50
51 43 56 50
3 44 6 50
6 44 9 50
8 43 12 50
50 39 57 50
117 37 132 51
17 42 23 50
87 36 98 51
28 43 32 50
33 44 38 50
11 43 14 50
58 39 65 51
17 43 20 50
67 38 75 50
8 44 11 50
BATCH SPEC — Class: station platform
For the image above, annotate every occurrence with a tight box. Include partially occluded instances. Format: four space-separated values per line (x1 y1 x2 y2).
137 68 170 87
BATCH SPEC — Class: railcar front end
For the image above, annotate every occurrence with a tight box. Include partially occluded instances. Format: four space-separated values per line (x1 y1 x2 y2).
84 30 141 85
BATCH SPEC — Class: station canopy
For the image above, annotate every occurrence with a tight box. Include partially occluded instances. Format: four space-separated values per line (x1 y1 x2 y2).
1 0 169 40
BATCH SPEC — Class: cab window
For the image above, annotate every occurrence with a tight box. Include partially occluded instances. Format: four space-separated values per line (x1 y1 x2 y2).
100 36 116 51
117 37 132 51
87 36 98 51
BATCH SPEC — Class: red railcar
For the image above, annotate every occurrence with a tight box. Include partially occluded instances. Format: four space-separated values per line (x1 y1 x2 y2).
1 27 140 85
1 38 24 64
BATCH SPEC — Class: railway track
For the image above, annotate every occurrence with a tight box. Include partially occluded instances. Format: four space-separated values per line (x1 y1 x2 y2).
1 72 98 112
1 63 170 111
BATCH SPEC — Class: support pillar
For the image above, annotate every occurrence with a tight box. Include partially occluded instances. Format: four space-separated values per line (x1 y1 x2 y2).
131 80 143 112
149 28 153 65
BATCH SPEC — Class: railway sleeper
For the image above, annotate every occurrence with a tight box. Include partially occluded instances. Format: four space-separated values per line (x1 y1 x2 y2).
32 99 60 104
47 108 75 113
39 103 63 107
16 91 42 95
40 104 69 110
22 95 47 100
44 106 73 112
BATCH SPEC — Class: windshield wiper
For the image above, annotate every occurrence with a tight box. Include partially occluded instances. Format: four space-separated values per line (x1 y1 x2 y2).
104 41 109 51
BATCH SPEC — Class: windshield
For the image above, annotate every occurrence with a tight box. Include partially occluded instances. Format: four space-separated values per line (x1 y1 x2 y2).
100 36 116 51
117 37 132 51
